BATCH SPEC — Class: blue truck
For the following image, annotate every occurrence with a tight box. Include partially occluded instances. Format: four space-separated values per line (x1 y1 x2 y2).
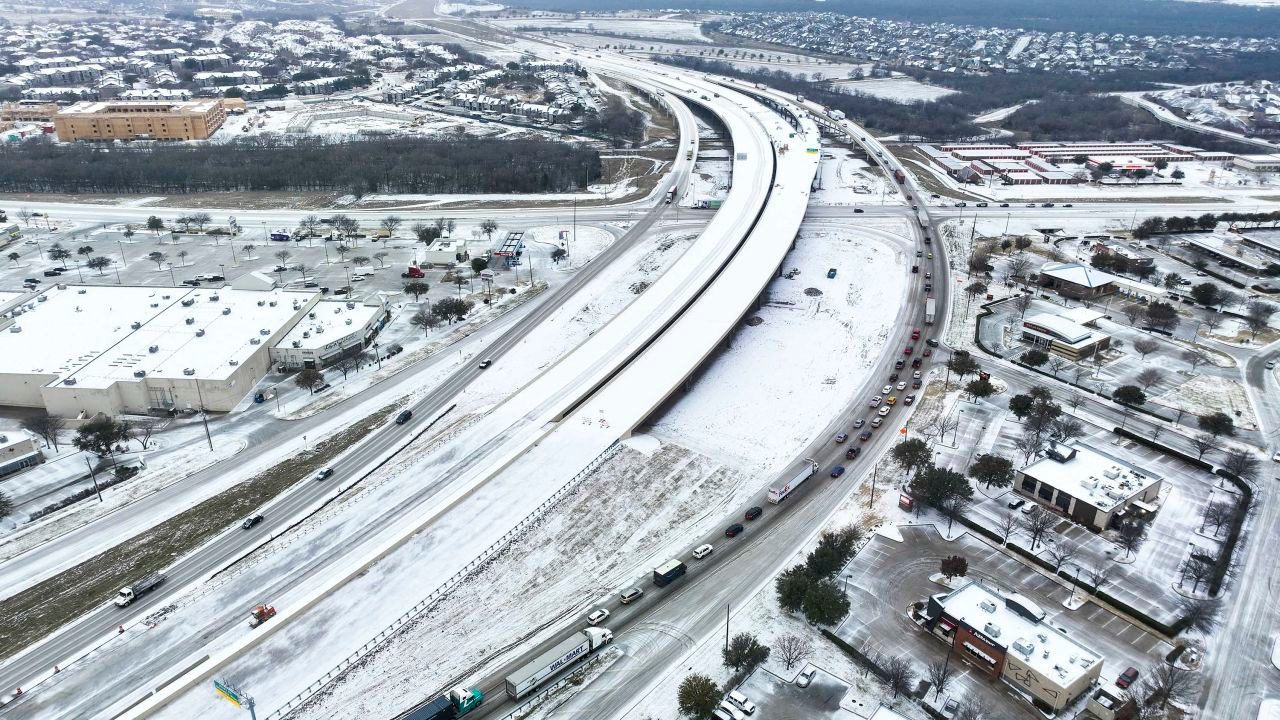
406 687 483 720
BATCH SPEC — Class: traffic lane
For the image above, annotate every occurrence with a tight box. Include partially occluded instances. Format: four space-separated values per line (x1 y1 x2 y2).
0 180 681 693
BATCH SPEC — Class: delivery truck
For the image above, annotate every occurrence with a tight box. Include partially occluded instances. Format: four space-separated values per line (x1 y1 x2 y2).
652 559 687 587
504 627 613 700
893 169 906 184
406 687 483 720
925 297 937 325
114 572 166 607
767 459 820 504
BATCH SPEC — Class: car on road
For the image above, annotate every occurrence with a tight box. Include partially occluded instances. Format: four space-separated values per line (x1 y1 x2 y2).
845 447 861 459
725 523 745 538
860 430 873 441
1008 498 1026 510
911 328 921 340
1000 203 1010 207
1267 360 1277 369
913 370 922 379
395 410 413 425
620 587 643 604
976 202 988 207
478 358 493 369
726 690 757 715
926 338 940 347
894 359 905 370
877 406 891 416
1116 667 1139 688
912 357 923 368
924 272 931 280
745 506 763 521
834 432 848 443
693 544 714 559
889 373 899 382
1273 450 1280 463
912 379 922 389
853 208 864 213
715 702 747 720
852 419 866 428
869 396 882 407
911 265 919 274
242 514 264 530
886 395 898 405
1063 203 1074 207
870 417 883 428
314 467 334 481
904 394 916 405
881 385 893 395
1025 203 1036 207
916 250 924 257
903 346 913 355
797 667 817 687
587 608 610 625
1041 202 1055 207
830 466 845 478
923 348 933 357
896 381 907 391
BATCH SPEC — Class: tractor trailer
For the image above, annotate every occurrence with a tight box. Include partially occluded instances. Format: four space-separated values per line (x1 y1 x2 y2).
114 572 166 607
767 459 820 504
504 627 613 700
406 687 483 720
893 169 906 184
925 298 937 325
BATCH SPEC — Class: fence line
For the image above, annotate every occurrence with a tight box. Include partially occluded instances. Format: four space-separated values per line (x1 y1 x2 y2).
267 441 621 720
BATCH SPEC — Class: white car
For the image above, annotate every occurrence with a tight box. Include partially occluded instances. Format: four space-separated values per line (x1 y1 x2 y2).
797 666 817 687
1273 451 1280 463
878 406 891 417
896 381 907 391
881 385 893 395
869 395 882 407
692 544 714 559
587 608 610 625
726 690 756 714
716 701 746 720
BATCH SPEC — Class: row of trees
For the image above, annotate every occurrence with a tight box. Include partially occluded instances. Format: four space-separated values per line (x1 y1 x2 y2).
774 525 863 626
0 136 603 196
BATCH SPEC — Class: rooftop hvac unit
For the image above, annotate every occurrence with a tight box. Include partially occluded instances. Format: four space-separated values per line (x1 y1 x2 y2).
133 370 146 378
185 317 194 325
209 294 219 302
983 622 1001 638
334 307 341 314
183 368 195 376
56 284 67 290
11 309 21 316
149 345 159 353
8 325 21 333
292 340 302 348
222 307 231 315
1103 467 1121 480
195 329 205 337
259 328 270 336
269 300 277 307
63 377 76 385
162 295 170 300
257 300 266 307
302 331 310 338
77 288 87 295
979 600 997 613
151 303 159 308
345 318 352 325
249 337 261 345
131 322 142 329
1012 639 1034 657
181 299 195 307
228 359 238 366
37 295 46 302
346 302 355 310
315 327 323 334
308 312 316 319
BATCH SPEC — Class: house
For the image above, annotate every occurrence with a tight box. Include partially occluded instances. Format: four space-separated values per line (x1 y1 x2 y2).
920 580 1103 713
1036 261 1118 299
1015 442 1163 532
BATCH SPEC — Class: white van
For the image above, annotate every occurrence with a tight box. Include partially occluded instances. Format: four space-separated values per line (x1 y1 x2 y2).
726 690 756 714
716 702 746 720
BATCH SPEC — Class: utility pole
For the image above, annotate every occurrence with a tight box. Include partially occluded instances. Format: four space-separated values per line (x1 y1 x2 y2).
85 456 103 502
194 382 214 452
724 602 730 651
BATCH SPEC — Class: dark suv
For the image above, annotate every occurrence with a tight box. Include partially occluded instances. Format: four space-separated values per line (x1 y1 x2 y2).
395 410 413 425
745 506 763 521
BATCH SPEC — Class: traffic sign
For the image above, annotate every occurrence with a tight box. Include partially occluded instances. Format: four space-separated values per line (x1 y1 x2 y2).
213 679 247 708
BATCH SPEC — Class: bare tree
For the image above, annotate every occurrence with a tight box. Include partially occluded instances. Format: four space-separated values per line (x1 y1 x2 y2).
1116 519 1146 559
373 251 390 268
995 510 1020 545
884 656 915 699
1121 303 1145 325
1044 538 1078 572
1190 433 1217 461
1012 293 1034 318
1177 596 1222 634
1200 501 1232 536
21 412 66 451
1133 338 1159 360
409 308 441 336
927 653 956 700
1047 356 1070 378
274 249 292 266
379 215 403 238
1135 368 1164 390
1182 349 1210 374
1014 429 1044 465
775 633 813 672
1221 448 1260 482
1140 662 1199 709
1006 253 1032 282
1086 559 1114 594
1179 555 1214 593
1019 506 1056 550
953 696 991 720
1048 416 1086 444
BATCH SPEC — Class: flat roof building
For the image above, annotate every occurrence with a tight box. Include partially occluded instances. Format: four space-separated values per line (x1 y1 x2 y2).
0 284 318 416
1233 154 1280 172
271 298 389 370
0 429 42 479
921 580 1103 713
1016 442 1163 532
1022 312 1111 360
53 99 227 141
1185 235 1270 274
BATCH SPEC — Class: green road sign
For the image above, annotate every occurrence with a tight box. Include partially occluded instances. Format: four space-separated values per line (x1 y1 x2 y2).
213 679 245 708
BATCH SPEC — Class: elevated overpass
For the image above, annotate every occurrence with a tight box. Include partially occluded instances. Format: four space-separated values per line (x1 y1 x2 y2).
110 54 818 720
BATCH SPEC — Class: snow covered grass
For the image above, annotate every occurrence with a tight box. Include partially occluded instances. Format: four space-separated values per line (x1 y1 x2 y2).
649 225 908 476
831 77 957 104
810 147 895 207
1152 372 1259 429
681 159 731 207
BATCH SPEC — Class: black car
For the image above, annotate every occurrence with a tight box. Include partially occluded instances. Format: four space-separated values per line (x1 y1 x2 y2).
1008 498 1026 510
22 277 40 285
745 506 763 521
853 208 864 213
925 338 940 348
845 447 861 459
181 279 201 286
859 430 873 441
395 410 413 425
725 523 745 538
43 269 63 277
242 514 264 529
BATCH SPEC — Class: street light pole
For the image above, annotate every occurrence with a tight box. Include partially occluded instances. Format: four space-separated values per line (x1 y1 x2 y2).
85 456 103 502
194 382 214 452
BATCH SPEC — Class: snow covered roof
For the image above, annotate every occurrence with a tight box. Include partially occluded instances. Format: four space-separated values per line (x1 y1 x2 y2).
1039 261 1117 289
1056 307 1104 326
0 284 316 387
277 299 382 351
1021 442 1162 513
937 580 1102 685
1022 313 1096 344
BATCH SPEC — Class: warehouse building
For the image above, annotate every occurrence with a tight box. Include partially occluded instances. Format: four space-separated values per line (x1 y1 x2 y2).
1232 154 1280 172
53 99 227 141
1015 442 1163 532
921 580 1103 712
0 284 317 416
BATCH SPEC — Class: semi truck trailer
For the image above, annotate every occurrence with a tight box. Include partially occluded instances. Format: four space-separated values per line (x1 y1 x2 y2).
406 687 483 720
925 298 937 325
504 627 613 700
893 169 906 184
114 572 166 607
767 459 820 504
652 559 687 587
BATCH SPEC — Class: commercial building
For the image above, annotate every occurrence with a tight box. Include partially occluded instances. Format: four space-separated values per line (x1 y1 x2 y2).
1015 442 1163 532
1036 261 1118 300
1185 235 1271 274
1021 312 1111 360
1232 154 1280 172
53 99 227 141
420 237 469 267
0 430 42 479
1094 242 1154 269
920 580 1104 713
0 284 318 416
271 297 390 370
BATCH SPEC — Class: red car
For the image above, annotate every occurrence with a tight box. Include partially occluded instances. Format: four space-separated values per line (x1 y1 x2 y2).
923 348 933 357
903 345 914 355
911 328 921 340
1116 667 1139 688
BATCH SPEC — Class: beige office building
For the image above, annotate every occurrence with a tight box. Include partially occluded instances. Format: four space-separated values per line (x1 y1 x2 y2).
53 99 227 141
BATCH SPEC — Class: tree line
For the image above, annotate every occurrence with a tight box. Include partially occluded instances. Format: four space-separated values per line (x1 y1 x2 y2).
0 136 603 196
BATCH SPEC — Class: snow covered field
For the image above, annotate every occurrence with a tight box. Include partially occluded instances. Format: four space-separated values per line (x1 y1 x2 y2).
491 14 713 43
651 222 909 478
831 77 957 104
810 147 896 207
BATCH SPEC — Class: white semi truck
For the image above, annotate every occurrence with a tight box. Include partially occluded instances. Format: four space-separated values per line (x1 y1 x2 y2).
767 459 819 504
504 626 613 700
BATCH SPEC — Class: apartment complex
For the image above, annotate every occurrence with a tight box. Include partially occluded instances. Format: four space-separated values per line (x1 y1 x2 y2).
53 98 227 141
